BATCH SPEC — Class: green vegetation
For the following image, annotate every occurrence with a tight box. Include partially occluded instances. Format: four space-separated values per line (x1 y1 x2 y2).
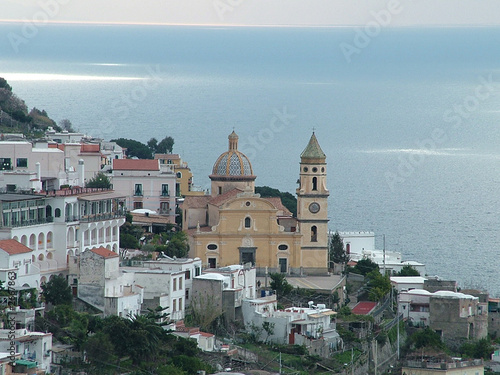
147 136 174 154
149 231 189 258
366 270 391 302
269 272 293 299
396 265 420 276
41 275 73 305
85 172 112 189
329 231 349 269
0 78 62 136
408 327 446 350
349 257 379 276
112 135 175 159
255 186 297 216
459 338 495 359
111 138 154 159
37 304 213 374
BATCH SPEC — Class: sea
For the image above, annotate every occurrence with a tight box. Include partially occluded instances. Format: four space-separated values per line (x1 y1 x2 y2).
1 24 500 296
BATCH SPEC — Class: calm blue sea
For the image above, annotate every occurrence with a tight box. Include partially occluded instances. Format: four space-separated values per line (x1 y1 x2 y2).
1 24 500 296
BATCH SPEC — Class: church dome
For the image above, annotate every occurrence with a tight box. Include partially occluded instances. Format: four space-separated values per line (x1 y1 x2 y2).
211 131 254 178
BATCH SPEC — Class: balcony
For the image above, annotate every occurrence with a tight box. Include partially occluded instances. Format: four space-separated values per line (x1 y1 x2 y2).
65 215 79 222
79 210 126 223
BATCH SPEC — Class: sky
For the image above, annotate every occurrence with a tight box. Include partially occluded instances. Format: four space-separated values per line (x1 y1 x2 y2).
1 0 500 27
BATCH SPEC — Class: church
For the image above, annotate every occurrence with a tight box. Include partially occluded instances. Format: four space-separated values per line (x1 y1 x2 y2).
182 130 329 275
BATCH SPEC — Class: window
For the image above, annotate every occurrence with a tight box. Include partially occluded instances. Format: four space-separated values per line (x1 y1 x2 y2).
195 267 201 276
55 208 61 217
311 226 318 242
244 217 251 228
134 184 143 196
16 158 28 168
278 244 288 251
133 202 143 209
179 298 182 311
161 184 169 196
185 289 189 300
176 172 182 178
173 299 176 312
208 258 216 268
179 277 183 289
312 177 317 191
0 158 12 170
207 244 218 250
185 270 191 280
218 186 222 195
173 278 177 291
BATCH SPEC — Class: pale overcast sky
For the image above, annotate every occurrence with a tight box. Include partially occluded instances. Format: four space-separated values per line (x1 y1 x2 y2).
1 0 500 26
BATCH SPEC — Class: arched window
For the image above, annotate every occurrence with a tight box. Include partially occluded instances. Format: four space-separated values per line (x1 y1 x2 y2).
55 208 61 217
312 177 317 191
311 226 318 242
244 217 251 228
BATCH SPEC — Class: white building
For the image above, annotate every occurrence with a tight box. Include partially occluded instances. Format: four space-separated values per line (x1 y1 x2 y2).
338 231 426 275
0 307 52 373
78 247 144 317
141 256 202 307
111 159 176 221
242 298 341 357
390 276 427 293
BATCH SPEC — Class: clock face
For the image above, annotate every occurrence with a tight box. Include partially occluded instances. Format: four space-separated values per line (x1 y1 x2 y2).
309 202 320 213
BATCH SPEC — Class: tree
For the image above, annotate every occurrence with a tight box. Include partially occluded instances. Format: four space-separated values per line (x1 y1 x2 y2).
85 332 117 372
147 137 158 152
120 233 139 249
329 231 349 269
351 257 379 276
255 186 297 216
41 275 72 305
59 118 74 132
366 270 391 301
409 327 446 350
262 321 275 344
270 272 293 299
0 78 12 91
111 138 153 159
86 172 112 189
397 265 420 276
460 338 494 359
156 136 175 154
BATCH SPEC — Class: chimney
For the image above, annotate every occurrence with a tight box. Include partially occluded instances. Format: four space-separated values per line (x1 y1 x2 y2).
78 159 85 186
64 157 71 172
36 162 41 181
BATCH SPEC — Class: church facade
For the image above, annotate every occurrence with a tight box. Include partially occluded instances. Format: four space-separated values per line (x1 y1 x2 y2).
182 131 329 275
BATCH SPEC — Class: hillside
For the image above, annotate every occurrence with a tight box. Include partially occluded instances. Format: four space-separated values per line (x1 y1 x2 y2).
0 77 63 137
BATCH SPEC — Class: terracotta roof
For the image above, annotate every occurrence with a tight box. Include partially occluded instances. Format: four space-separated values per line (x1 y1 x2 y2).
0 240 32 255
155 153 180 160
131 213 175 225
186 226 213 235
183 195 211 209
263 197 293 216
351 301 378 315
208 188 243 207
80 144 100 153
90 247 119 259
113 159 159 171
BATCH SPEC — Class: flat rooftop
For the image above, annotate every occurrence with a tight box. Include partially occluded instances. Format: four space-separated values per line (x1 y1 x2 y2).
257 274 344 292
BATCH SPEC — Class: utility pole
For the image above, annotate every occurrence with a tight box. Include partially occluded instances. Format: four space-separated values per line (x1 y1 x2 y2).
383 234 386 275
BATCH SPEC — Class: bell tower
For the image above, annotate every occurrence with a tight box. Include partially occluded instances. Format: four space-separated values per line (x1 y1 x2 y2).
296 132 329 274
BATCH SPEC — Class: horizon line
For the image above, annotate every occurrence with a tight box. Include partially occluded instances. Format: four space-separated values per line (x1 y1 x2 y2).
1 19 499 28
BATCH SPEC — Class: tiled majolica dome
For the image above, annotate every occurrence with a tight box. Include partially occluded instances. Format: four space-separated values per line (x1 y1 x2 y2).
211 131 253 177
